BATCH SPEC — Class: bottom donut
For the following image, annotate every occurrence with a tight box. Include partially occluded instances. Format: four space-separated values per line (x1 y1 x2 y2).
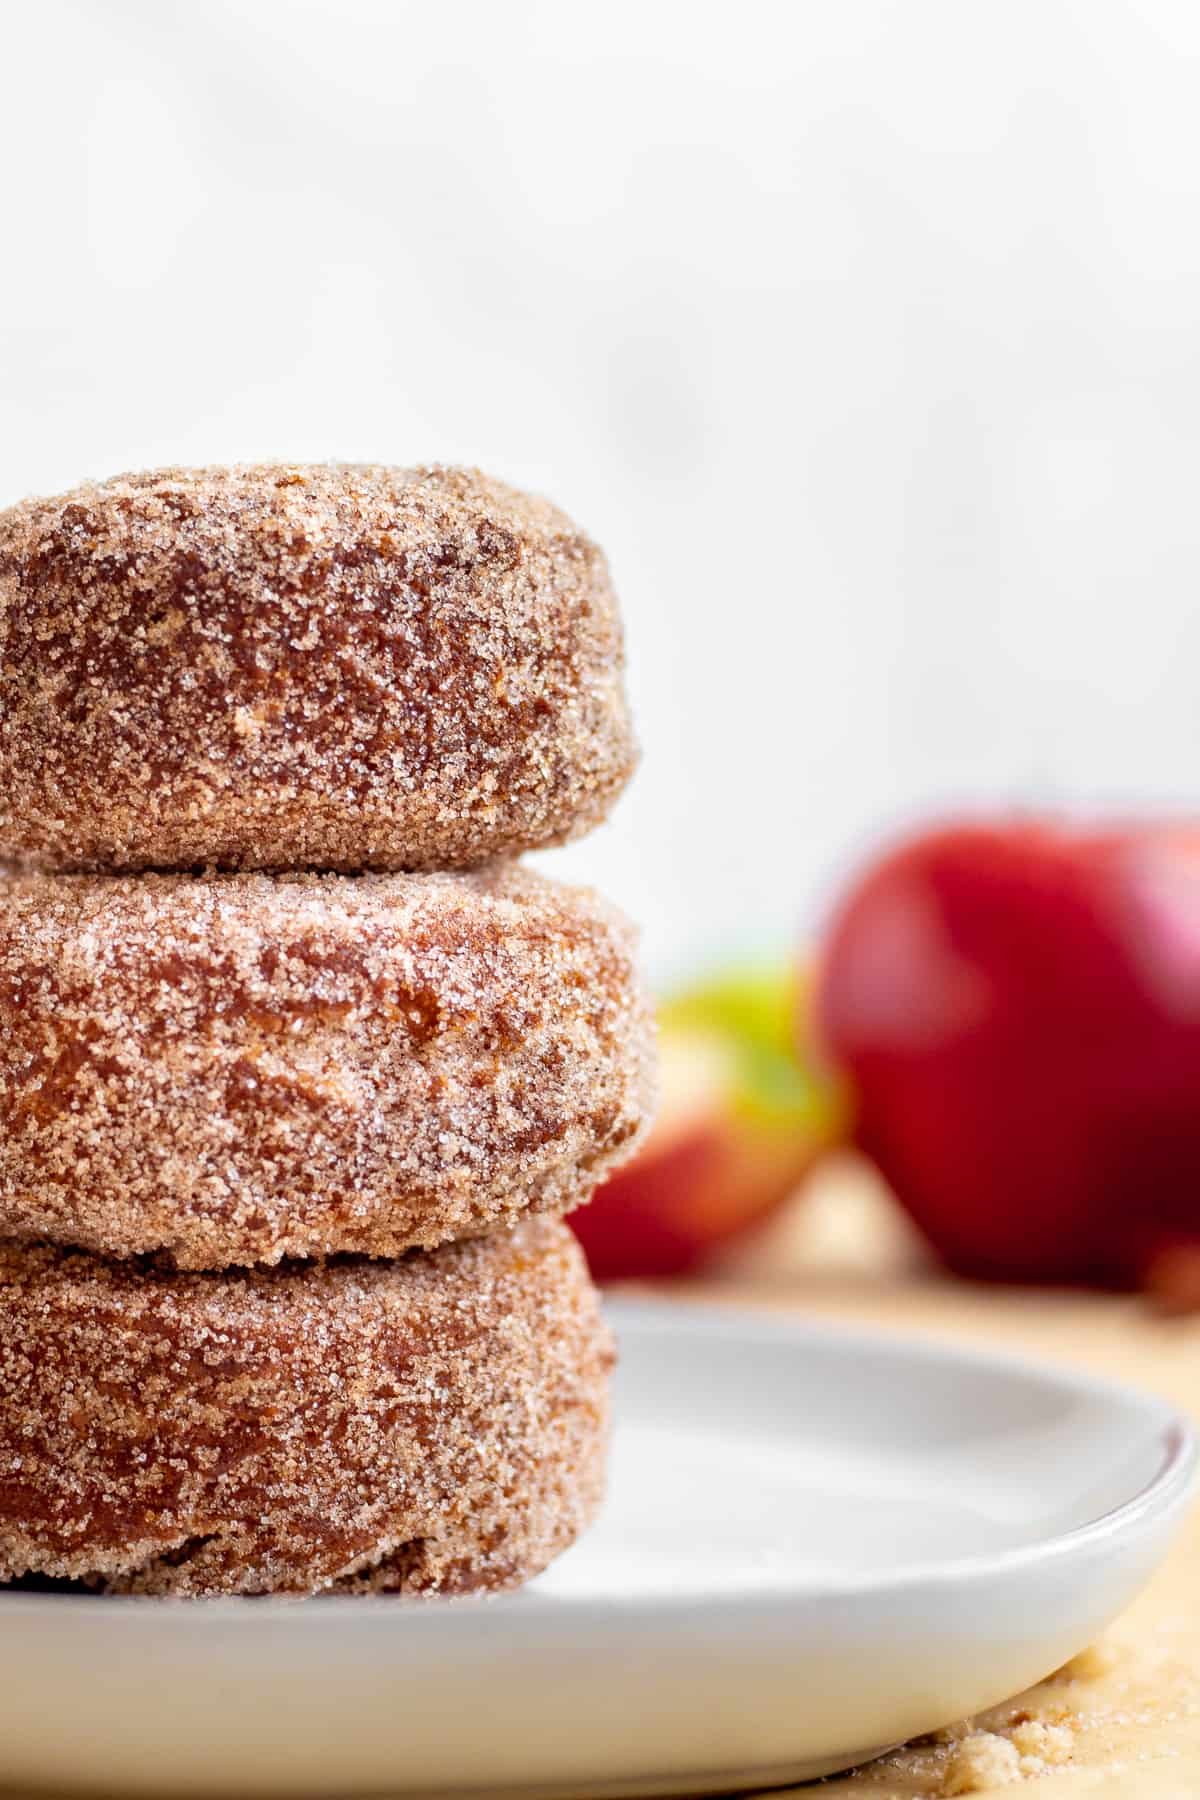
0 1219 612 1597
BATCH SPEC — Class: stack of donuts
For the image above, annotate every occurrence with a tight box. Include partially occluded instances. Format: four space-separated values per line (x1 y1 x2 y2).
0 465 653 1596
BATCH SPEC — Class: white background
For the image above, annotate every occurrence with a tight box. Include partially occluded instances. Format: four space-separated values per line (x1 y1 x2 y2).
4 0 1200 981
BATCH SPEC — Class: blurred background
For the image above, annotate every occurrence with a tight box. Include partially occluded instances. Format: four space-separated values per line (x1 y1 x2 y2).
7 0 1200 984
10 0 1200 1290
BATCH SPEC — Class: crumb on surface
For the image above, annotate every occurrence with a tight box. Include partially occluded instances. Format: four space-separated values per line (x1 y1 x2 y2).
1009 1720 1075 1768
941 1732 1022 1792
918 1709 1077 1795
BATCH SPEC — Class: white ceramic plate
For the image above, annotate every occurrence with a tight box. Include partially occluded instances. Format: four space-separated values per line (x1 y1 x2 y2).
0 1300 1192 1798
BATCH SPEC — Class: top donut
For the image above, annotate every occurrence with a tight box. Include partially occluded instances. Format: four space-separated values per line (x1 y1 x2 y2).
0 464 636 873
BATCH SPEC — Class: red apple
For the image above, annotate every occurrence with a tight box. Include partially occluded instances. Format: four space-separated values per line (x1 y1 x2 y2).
573 964 847 1279
817 821 1200 1298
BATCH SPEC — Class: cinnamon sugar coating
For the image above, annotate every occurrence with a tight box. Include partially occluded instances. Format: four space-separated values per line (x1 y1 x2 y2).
0 464 636 873
0 1220 612 1596
0 863 654 1268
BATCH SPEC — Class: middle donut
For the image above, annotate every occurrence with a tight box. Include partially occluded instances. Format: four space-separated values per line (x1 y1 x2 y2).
0 863 654 1268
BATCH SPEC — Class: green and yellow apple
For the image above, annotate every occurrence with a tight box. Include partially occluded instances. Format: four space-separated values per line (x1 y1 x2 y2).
572 963 847 1279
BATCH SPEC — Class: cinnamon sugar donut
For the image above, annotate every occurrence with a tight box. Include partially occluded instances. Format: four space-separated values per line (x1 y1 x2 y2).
0 463 636 873
0 1219 612 1597
0 863 653 1268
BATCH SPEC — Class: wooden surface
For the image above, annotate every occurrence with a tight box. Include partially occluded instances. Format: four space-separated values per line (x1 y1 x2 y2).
685 1160 1200 1798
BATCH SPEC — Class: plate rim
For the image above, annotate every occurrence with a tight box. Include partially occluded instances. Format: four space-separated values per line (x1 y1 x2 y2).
596 1295 1199 1590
